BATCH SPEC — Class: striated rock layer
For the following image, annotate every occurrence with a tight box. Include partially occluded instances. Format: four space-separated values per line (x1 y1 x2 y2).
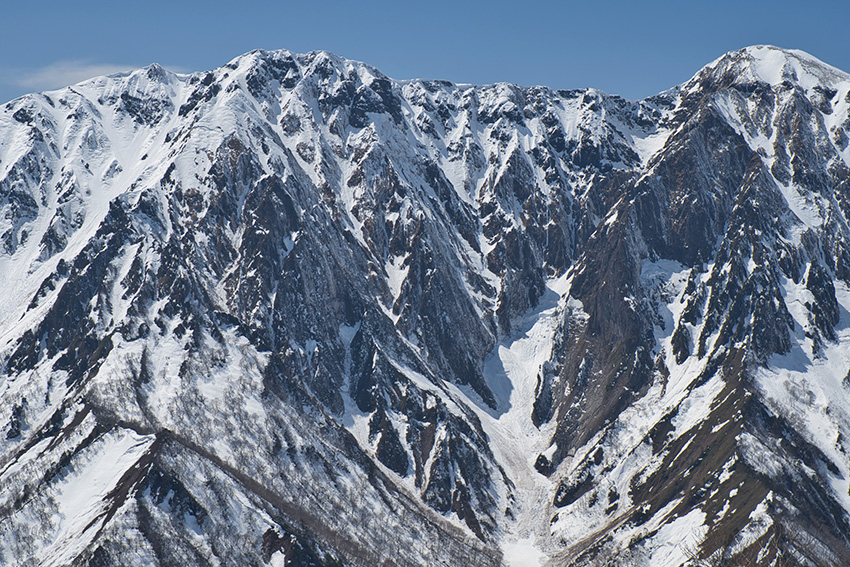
1 45 850 566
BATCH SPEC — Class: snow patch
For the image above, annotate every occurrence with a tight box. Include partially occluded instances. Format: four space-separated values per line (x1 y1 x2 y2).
43 428 155 567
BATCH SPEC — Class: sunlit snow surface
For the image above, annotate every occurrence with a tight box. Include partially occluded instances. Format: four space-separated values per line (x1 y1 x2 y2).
754 278 850 513
449 275 569 562
43 430 155 567
0 44 849 566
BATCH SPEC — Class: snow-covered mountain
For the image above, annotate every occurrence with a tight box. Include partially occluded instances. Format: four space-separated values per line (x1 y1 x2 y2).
1 44 849 566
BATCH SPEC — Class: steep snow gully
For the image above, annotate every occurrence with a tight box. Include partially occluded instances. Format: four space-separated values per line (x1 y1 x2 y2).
1 45 850 566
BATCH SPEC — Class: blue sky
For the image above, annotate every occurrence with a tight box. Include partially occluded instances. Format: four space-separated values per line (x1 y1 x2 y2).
2 0 849 104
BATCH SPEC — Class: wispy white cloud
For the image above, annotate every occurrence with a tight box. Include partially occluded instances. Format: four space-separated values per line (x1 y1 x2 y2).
8 60 137 91
4 60 190 94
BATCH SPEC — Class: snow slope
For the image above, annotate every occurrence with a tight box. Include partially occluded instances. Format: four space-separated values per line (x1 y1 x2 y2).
0 45 849 566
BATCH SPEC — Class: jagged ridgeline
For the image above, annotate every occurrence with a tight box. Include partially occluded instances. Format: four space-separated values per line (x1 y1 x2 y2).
1 45 850 566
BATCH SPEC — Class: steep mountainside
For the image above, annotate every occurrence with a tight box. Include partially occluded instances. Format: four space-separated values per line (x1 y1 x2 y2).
1 45 849 566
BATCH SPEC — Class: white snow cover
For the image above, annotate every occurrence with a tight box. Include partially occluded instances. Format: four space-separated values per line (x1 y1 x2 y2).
19 428 155 567
0 44 848 567
754 277 850 514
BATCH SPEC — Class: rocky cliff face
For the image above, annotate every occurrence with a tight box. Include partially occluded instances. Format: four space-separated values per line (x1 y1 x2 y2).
0 45 849 566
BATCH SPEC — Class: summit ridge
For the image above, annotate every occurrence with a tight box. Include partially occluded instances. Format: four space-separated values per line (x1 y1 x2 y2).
0 45 849 566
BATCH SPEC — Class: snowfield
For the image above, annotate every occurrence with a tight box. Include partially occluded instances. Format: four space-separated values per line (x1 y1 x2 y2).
0 45 849 566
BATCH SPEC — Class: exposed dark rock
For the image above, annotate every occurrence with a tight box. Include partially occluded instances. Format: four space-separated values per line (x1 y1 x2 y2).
1 45 850 567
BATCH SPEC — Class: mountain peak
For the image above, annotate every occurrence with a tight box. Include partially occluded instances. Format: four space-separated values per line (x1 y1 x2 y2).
2 45 850 567
693 44 850 92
